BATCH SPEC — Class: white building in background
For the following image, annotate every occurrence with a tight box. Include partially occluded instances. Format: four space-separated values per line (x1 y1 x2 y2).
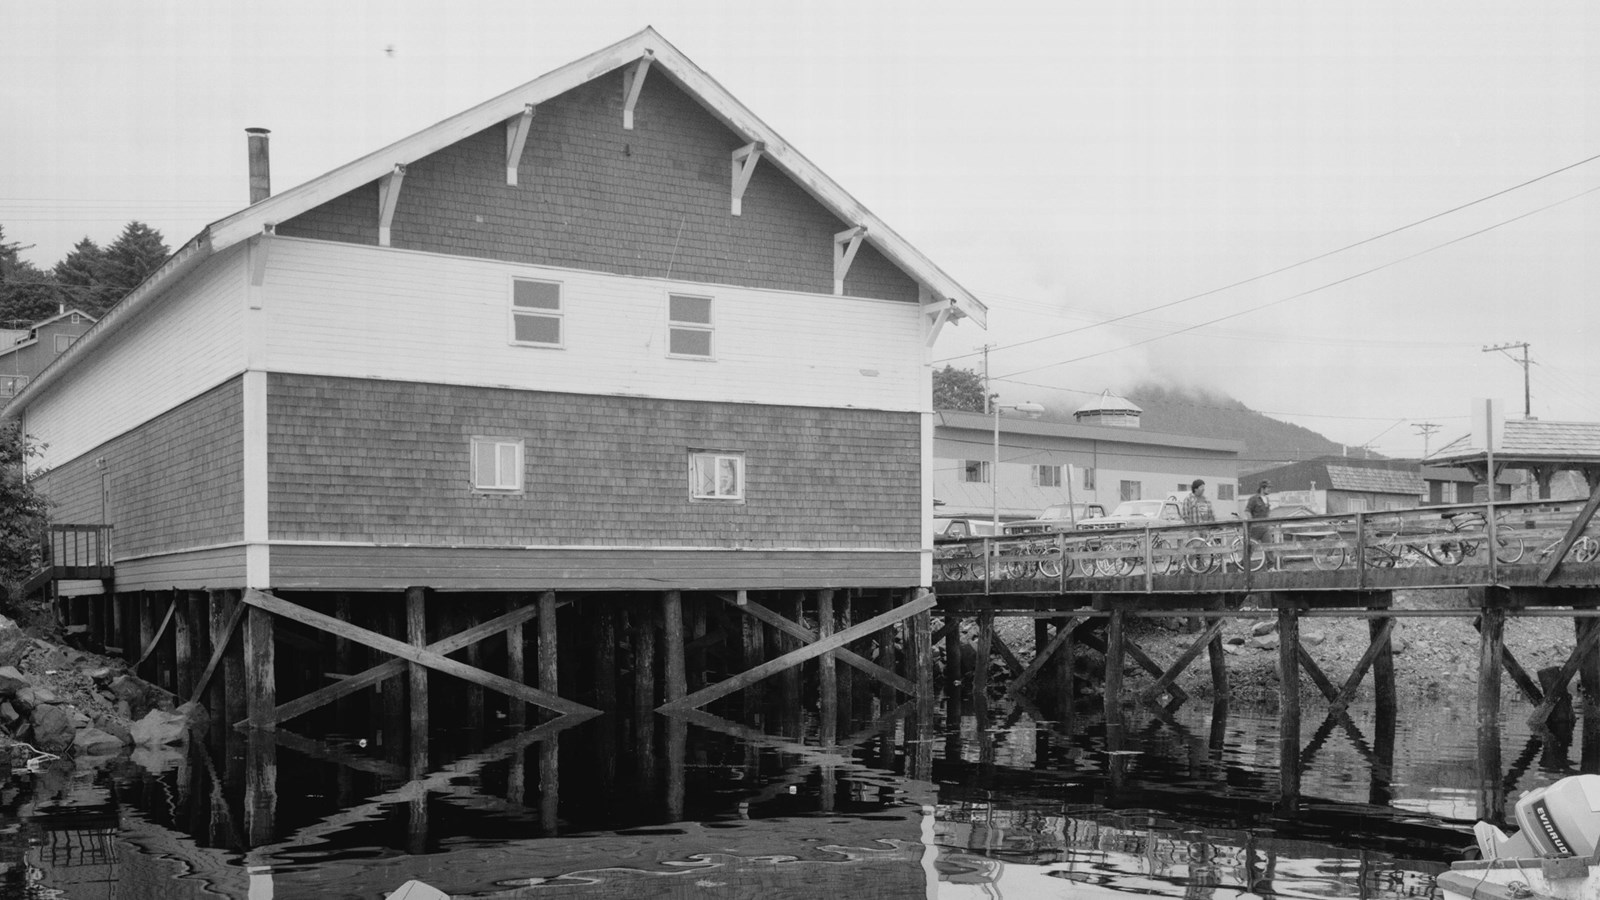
932 408 1245 522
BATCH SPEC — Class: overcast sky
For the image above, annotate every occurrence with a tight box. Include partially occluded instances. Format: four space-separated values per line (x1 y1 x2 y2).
4 1 1596 458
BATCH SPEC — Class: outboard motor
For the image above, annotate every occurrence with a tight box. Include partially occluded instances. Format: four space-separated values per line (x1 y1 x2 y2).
1475 774 1600 859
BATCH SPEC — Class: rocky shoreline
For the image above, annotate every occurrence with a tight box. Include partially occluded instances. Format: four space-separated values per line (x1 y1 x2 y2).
0 614 205 771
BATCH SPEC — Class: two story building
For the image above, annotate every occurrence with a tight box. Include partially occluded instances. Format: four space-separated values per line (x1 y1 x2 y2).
0 309 96 399
3 28 985 687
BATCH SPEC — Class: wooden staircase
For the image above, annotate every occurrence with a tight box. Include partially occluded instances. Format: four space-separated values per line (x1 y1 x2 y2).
21 524 115 600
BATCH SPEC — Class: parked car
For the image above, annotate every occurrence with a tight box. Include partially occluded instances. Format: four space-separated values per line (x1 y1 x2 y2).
1003 502 1109 535
934 516 1000 543
1075 498 1185 531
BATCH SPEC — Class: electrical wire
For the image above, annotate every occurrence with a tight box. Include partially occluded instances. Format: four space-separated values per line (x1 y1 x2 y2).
935 149 1600 365
997 182 1600 379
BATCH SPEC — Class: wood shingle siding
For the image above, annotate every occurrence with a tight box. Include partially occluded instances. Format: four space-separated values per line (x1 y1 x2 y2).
266 373 920 550
277 70 918 302
33 379 245 560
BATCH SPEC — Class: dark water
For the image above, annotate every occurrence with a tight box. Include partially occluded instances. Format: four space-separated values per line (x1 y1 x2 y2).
0 686 1575 899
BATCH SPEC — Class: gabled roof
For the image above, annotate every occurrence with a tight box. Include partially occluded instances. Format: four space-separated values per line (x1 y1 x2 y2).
6 27 985 415
1246 456 1424 496
0 308 96 357
935 410 1242 454
1430 419 1600 465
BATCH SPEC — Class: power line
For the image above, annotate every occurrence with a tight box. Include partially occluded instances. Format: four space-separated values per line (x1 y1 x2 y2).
997 182 1600 379
935 149 1600 366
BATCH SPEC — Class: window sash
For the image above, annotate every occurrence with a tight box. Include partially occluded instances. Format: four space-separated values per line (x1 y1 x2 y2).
511 279 563 347
1034 465 1061 488
692 452 743 499
963 460 991 484
668 294 714 358
472 438 523 491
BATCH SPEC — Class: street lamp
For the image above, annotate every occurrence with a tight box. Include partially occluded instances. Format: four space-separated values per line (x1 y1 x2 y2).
990 394 1046 528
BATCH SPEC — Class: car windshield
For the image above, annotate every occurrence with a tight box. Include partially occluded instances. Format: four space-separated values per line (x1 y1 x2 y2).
1038 504 1099 520
1110 500 1164 518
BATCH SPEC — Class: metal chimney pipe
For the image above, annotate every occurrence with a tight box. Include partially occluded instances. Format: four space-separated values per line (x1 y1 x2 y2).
246 127 271 204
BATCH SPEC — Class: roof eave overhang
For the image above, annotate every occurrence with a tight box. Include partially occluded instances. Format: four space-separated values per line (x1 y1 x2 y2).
204 27 986 327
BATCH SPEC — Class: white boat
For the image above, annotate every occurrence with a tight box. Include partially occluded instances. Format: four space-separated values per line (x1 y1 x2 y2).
1438 775 1600 900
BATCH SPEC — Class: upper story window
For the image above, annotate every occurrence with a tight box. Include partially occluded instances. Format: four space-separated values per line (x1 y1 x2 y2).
471 436 525 492
668 294 714 359
510 278 563 347
691 450 744 500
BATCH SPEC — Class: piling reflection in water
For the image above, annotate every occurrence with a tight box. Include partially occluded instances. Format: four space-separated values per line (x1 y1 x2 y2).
11 674 1577 899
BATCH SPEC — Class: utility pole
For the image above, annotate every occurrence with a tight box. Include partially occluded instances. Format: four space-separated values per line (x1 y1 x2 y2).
1412 422 1440 460
1482 342 1531 418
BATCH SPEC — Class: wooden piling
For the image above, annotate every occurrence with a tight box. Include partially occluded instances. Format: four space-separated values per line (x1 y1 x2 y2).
173 591 194 700
1056 616 1076 723
634 598 657 791
463 603 485 732
538 591 558 720
838 591 855 727
244 603 276 730
974 610 994 703
818 589 836 740
1278 605 1301 808
662 590 686 705
1104 609 1125 728
221 590 247 732
405 586 428 773
507 596 526 731
1372 593 1397 721
1478 595 1506 821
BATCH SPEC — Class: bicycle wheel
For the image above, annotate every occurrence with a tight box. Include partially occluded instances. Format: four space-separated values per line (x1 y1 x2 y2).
940 558 971 581
1037 545 1064 578
1098 539 1138 577
1076 543 1100 578
1229 536 1265 572
1311 542 1346 571
1362 535 1399 569
1429 538 1465 566
1492 533 1524 564
1574 536 1600 564
1184 536 1216 574
1150 537 1178 575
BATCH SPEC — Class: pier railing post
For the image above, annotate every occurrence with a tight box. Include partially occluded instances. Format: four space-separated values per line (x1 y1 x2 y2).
1476 589 1507 821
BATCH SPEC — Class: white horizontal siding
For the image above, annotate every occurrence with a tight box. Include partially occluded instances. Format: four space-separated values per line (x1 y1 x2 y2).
263 239 926 411
27 249 246 469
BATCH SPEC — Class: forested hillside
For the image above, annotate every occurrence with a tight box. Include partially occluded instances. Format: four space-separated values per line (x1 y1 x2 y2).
1122 383 1349 467
0 222 169 328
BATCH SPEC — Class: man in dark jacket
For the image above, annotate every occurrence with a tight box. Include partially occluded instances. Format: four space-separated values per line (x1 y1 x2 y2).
1245 480 1272 568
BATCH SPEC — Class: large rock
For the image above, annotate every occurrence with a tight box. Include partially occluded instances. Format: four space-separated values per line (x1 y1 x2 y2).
30 704 75 753
128 709 189 748
0 665 30 697
72 726 125 755
0 617 29 669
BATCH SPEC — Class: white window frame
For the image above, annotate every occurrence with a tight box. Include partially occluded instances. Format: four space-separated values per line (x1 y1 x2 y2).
509 277 564 348
1034 464 1062 488
470 436 525 492
1083 467 1096 490
54 334 72 353
690 450 744 501
0 375 26 397
963 460 991 484
667 293 715 360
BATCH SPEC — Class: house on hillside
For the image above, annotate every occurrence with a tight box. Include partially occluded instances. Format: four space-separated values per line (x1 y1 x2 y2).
0 309 96 399
933 409 1244 521
2 28 986 600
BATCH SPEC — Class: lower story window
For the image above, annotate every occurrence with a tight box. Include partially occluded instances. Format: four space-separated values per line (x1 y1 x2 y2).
1218 483 1236 500
1034 464 1061 487
471 436 524 492
1119 480 1142 502
1082 467 1096 490
692 450 744 500
963 460 990 484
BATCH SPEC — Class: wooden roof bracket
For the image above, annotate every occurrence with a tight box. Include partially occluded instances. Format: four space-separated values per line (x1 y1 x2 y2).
622 52 654 130
730 141 763 215
833 225 867 295
922 285 955 347
248 224 274 295
505 104 536 185
377 164 407 247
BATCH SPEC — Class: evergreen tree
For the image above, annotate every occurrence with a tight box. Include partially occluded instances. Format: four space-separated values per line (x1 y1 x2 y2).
0 422 49 596
0 225 63 327
96 221 169 315
52 237 113 315
933 365 988 412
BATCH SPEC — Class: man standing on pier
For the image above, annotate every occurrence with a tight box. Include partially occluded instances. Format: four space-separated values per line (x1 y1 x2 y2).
1183 479 1215 524
1245 480 1273 568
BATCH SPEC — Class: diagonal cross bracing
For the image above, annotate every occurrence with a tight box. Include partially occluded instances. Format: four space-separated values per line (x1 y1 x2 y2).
660 591 936 711
720 595 915 695
242 589 597 720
